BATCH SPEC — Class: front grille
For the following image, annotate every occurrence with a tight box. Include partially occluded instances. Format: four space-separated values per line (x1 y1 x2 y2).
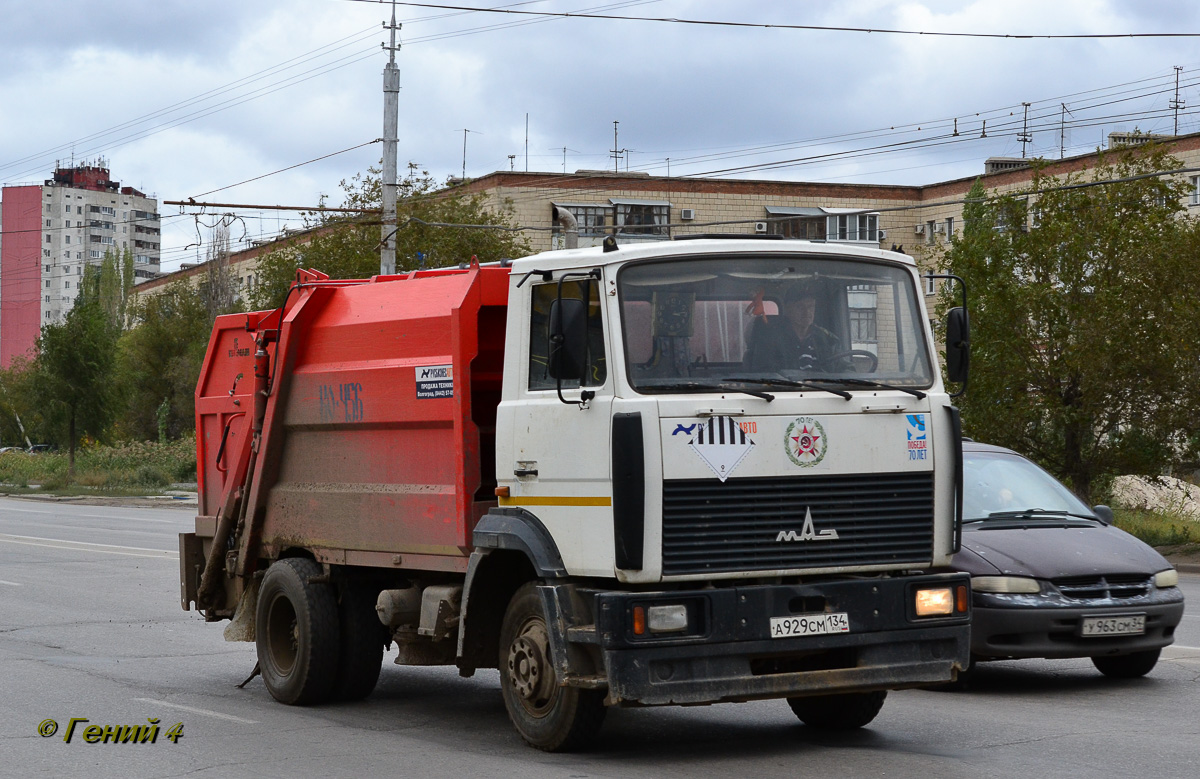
1053 574 1152 600
661 472 934 576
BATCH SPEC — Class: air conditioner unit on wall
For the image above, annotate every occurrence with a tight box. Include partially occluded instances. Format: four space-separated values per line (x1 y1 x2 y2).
680 208 695 221
934 223 946 234
754 221 768 233
878 229 887 240
914 224 925 235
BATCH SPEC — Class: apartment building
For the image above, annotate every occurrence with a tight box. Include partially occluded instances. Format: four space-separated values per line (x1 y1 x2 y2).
0 161 161 365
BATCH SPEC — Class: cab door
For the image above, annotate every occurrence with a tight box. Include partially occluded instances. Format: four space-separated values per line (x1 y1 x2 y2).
499 275 615 577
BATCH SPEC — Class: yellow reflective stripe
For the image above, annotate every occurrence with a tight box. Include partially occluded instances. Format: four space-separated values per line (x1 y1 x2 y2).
498 496 612 507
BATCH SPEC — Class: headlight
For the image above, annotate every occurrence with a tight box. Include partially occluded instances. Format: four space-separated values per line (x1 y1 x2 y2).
972 576 1041 594
646 604 689 633
914 587 954 616
1154 569 1179 588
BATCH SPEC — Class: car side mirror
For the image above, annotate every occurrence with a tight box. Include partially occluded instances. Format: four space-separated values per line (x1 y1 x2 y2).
945 306 970 393
548 297 587 381
1091 505 1114 524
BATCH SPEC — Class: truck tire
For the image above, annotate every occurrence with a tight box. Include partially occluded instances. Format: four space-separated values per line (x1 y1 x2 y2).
786 691 887 729
499 583 606 751
1092 649 1160 678
333 585 385 701
256 558 340 705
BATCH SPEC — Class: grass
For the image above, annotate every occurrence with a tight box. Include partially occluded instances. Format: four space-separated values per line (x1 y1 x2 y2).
1112 507 1200 550
0 436 196 496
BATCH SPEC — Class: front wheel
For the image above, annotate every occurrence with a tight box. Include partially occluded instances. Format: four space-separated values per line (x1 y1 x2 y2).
787 691 887 729
255 557 340 705
1092 649 1160 678
498 583 606 751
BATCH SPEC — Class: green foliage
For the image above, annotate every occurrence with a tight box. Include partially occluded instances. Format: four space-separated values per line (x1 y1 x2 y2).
1112 508 1198 547
937 145 1200 500
115 278 214 441
0 435 196 492
249 167 531 309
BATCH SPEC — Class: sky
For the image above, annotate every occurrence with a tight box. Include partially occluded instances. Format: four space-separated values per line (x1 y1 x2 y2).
2 0 1200 271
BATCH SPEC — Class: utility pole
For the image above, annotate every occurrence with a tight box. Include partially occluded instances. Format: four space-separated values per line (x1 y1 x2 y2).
380 1 400 275
611 121 621 172
1171 65 1185 136
1018 102 1032 158
1059 103 1073 159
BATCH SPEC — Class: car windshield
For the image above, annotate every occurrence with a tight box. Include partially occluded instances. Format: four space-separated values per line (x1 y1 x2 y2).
962 450 1094 520
618 254 934 393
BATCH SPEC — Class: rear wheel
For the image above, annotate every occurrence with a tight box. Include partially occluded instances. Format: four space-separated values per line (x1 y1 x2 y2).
1092 649 1161 678
499 583 605 751
787 691 887 729
333 585 386 701
256 558 340 705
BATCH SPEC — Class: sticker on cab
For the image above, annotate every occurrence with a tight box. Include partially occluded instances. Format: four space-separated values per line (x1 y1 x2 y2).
785 417 827 468
684 416 754 482
906 413 928 461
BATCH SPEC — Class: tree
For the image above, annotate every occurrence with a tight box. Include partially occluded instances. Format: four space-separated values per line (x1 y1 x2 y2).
937 144 1200 500
115 278 214 441
249 167 530 310
32 266 120 475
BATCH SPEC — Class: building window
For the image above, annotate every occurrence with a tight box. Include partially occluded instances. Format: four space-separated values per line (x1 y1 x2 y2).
43 250 50 258
615 203 669 236
44 265 50 273
45 280 51 288
944 217 955 237
45 219 52 227
925 274 937 296
770 217 826 240
1191 175 1200 206
64 205 70 213
45 234 52 243
76 252 81 259
826 213 879 242
849 308 877 343
925 220 937 245
65 235 70 244
77 206 82 214
65 282 70 289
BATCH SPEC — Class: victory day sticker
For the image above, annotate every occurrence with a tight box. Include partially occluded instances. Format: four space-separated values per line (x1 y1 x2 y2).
675 416 754 482
785 417 827 468
906 414 928 461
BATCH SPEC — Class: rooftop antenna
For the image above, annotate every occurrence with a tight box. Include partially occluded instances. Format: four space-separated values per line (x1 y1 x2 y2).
552 147 580 173
460 128 480 180
508 154 516 171
1059 103 1074 158
611 121 621 172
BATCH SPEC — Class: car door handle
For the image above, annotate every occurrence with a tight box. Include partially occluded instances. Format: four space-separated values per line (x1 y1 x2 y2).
514 468 539 477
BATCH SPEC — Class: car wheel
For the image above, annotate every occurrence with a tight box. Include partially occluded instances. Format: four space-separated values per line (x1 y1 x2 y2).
256 558 340 705
1092 649 1161 679
787 691 887 729
499 583 606 751
333 584 386 701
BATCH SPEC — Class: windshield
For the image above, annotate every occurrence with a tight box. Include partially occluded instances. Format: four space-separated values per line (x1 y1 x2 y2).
962 450 1094 520
618 254 934 393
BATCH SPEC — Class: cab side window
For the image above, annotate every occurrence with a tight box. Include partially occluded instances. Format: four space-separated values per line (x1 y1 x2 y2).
528 280 607 390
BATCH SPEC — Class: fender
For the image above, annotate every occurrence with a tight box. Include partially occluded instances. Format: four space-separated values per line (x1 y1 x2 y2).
456 508 566 674
470 507 567 577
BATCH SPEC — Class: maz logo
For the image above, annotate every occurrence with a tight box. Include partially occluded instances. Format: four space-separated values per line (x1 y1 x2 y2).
776 507 839 542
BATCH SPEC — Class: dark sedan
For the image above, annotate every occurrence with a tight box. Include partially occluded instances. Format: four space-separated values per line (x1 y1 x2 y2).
951 442 1185 681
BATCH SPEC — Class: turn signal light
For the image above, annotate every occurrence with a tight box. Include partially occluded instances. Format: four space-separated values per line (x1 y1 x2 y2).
632 605 646 635
956 585 969 613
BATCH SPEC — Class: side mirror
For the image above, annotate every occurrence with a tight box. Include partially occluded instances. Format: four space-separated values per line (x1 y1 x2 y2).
548 297 588 381
945 306 970 390
1092 505 1114 524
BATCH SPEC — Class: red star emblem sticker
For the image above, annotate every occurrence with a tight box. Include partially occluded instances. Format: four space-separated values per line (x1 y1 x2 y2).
792 426 820 456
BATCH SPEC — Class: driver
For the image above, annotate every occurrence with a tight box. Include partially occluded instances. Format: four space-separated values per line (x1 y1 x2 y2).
745 283 845 371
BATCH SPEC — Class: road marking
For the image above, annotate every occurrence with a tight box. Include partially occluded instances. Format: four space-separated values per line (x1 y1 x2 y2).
0 533 177 559
133 698 258 724
0 579 21 586
0 504 179 524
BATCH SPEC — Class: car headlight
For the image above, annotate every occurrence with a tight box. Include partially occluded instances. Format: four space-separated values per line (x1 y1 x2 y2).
1154 569 1179 588
972 576 1041 594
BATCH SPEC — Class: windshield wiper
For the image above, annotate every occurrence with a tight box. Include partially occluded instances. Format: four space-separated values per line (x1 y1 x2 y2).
963 508 1098 524
720 376 852 400
651 381 775 401
802 377 927 399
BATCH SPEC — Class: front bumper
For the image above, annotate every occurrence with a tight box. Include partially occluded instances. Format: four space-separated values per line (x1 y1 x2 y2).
971 589 1185 660
542 573 971 707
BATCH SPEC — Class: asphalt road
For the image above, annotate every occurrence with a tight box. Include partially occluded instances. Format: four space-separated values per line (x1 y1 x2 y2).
1 496 1198 778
